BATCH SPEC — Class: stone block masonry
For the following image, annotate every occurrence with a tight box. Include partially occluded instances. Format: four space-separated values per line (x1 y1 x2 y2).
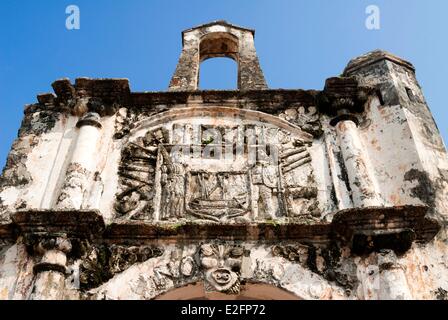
0 21 447 300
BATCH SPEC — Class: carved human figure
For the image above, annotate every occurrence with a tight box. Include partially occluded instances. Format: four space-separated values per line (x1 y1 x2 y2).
199 244 244 294
160 162 186 220
251 148 279 219
160 166 173 220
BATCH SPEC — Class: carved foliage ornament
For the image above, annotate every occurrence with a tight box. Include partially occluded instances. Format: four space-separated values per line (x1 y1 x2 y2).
80 244 164 290
151 243 245 294
200 244 244 294
279 104 322 137
80 242 246 295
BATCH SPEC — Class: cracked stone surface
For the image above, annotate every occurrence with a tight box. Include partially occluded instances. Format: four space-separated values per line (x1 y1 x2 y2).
0 22 447 300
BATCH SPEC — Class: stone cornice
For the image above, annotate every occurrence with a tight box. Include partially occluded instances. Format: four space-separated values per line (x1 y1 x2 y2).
344 50 415 75
182 20 256 37
32 77 378 120
0 206 440 256
11 209 105 240
39 80 319 108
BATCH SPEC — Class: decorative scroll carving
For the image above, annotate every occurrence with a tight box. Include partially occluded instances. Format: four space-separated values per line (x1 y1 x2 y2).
114 108 134 139
272 244 310 264
279 104 322 137
79 244 164 290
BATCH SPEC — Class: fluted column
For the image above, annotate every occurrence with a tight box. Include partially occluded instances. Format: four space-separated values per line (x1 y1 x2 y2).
56 112 102 209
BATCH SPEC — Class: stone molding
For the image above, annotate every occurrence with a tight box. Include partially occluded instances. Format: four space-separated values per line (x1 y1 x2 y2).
0 206 439 256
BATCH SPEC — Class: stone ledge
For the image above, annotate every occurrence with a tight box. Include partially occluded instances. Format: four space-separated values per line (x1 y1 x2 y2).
0 206 440 256
332 205 440 243
44 82 319 109
103 221 332 244
11 209 105 240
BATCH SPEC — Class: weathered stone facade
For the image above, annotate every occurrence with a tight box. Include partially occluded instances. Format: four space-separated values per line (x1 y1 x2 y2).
0 21 447 300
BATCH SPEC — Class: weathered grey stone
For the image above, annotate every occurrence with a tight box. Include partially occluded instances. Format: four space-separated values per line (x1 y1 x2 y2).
0 22 447 300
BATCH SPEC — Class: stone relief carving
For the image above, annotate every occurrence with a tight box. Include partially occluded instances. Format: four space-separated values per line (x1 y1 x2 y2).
81 241 361 298
186 171 250 222
114 107 167 140
114 242 244 295
80 242 246 295
279 104 322 137
200 243 244 294
114 117 320 222
56 163 90 208
115 128 169 220
159 147 186 220
79 244 164 290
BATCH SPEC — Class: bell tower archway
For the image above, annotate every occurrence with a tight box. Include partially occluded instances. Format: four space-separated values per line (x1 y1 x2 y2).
169 20 267 91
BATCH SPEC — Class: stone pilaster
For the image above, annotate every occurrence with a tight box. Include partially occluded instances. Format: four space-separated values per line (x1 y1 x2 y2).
321 77 382 207
56 112 102 209
334 117 381 207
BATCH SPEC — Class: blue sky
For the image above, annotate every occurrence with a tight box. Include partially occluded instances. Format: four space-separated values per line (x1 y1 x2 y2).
1 0 447 169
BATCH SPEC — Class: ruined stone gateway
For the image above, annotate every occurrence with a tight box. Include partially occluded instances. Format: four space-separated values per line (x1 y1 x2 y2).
0 21 447 300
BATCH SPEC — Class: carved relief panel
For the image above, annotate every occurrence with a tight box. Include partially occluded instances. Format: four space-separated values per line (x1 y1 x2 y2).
114 108 320 223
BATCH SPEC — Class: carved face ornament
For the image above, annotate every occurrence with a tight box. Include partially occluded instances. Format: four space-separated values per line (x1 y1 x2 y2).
200 244 243 293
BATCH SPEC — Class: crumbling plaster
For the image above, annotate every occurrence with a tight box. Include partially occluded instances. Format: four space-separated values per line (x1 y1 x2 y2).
0 22 447 300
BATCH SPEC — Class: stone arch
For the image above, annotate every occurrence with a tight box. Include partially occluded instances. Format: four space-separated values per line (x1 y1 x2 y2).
198 57 238 89
155 282 302 300
88 244 349 300
126 106 313 143
197 32 240 89
199 32 239 62
169 21 267 91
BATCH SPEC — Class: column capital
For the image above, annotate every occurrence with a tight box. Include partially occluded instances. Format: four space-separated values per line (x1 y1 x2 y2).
27 234 72 275
317 77 373 126
76 112 102 129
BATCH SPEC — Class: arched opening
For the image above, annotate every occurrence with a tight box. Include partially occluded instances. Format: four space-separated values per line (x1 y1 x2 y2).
155 282 302 300
198 57 238 90
199 32 239 61
197 32 239 90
